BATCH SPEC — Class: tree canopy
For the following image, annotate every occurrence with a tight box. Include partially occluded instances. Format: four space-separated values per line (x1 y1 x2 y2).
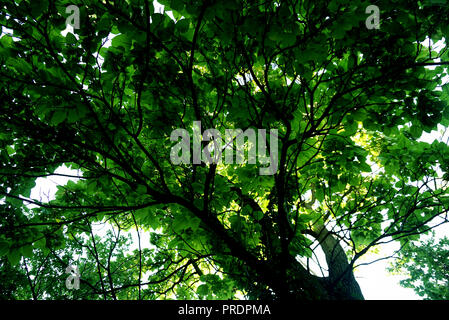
1 0 449 300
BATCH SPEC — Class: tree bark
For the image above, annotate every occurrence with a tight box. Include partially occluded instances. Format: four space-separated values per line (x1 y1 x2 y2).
306 224 364 300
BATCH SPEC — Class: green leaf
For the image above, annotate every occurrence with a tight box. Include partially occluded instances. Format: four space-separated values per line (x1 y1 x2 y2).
34 238 46 250
111 34 132 49
98 13 112 32
172 218 187 233
7 249 21 266
50 110 67 125
136 185 147 194
0 241 10 257
197 284 209 296
6 196 22 208
254 211 263 221
65 32 78 45
359 162 371 172
315 188 324 202
6 145 15 156
410 125 422 139
176 19 190 34
22 245 33 258
281 33 296 47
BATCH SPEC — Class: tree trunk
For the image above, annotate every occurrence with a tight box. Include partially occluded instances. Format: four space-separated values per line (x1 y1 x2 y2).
305 224 364 300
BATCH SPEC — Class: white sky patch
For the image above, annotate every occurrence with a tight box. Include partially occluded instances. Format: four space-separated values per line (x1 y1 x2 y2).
355 217 449 300
61 24 76 38
29 164 81 207
153 0 176 21
355 243 420 300
1 26 14 39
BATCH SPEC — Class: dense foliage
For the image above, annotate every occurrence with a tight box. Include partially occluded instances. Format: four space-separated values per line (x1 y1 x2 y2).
1 0 449 300
390 236 449 300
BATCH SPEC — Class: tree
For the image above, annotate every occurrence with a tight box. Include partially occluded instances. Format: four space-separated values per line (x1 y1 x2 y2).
389 236 449 300
1 0 449 300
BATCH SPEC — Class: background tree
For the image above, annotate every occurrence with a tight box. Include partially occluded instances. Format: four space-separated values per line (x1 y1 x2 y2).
1 0 449 300
389 236 449 300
